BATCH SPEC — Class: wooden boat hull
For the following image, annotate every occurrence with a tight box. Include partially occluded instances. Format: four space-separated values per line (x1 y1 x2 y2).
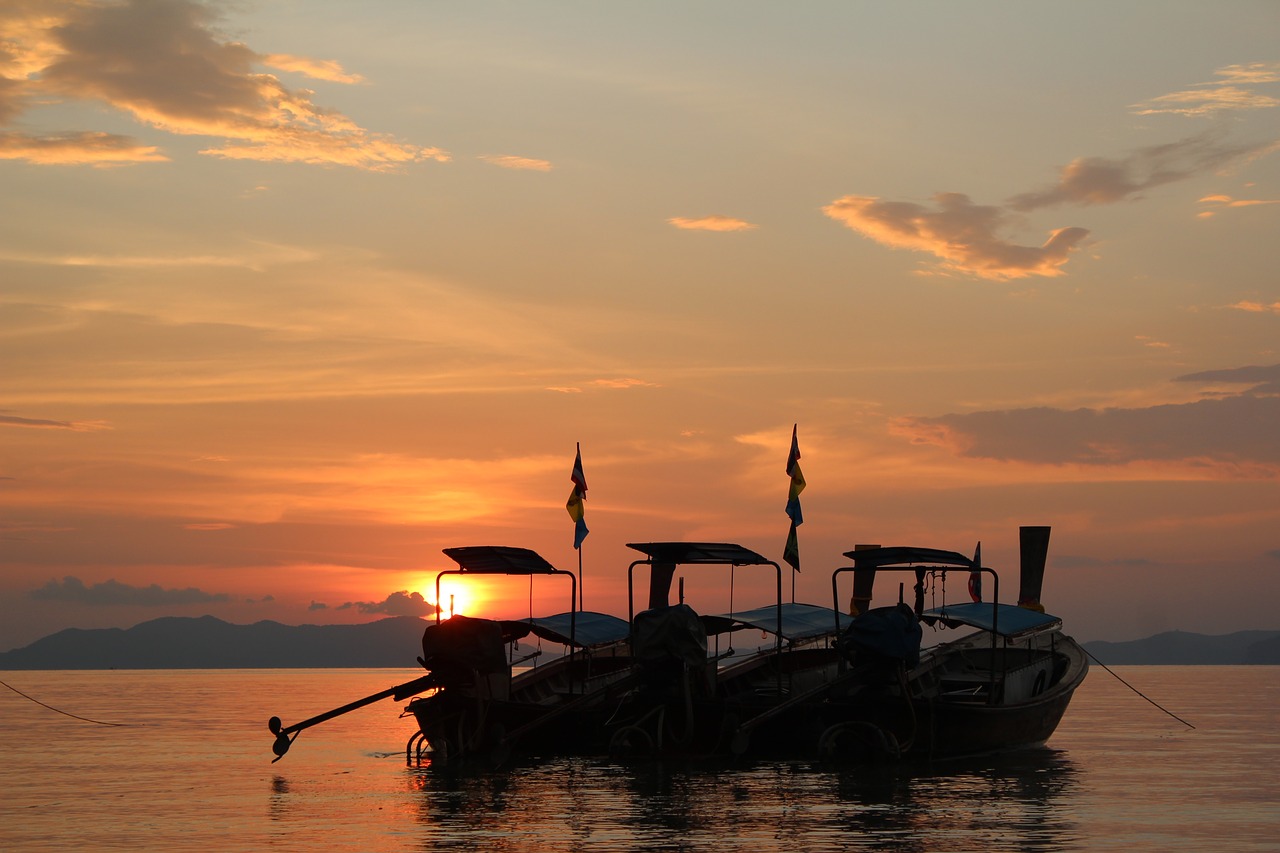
733 634 1090 762
406 652 636 763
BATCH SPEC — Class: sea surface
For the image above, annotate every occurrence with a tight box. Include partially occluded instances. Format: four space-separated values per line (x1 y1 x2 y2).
1 666 1276 852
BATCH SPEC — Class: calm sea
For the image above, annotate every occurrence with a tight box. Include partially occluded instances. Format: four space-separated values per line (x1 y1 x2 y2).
1 666 1276 852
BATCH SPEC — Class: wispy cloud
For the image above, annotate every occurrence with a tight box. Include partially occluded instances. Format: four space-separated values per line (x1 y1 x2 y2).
0 131 167 165
894 364 1280 470
827 62 1277 279
1008 133 1258 211
1132 62 1280 117
668 215 758 232
0 413 108 431
823 193 1089 280
260 53 365 85
1174 363 1280 395
546 377 660 393
0 0 446 170
1228 300 1280 315
29 576 232 606
1197 193 1280 218
0 241 317 271
588 378 659 389
479 154 552 171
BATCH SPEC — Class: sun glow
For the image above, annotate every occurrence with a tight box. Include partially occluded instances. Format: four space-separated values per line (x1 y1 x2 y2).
433 579 479 618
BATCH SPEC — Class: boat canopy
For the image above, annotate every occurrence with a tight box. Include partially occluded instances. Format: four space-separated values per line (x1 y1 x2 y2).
442 546 563 574
702 602 855 642
626 542 774 566
504 610 630 649
921 602 1061 638
840 546 974 569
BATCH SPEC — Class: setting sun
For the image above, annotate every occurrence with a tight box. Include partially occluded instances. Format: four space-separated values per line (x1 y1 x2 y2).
433 579 479 618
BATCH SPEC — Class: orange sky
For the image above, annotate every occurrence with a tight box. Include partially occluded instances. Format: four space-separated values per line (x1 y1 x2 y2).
2 1 1279 650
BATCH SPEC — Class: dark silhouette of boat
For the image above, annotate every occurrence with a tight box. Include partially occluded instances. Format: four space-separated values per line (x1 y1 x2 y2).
269 545 634 764
267 527 1086 765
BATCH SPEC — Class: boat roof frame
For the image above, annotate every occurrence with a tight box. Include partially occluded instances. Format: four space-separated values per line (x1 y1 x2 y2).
626 541 784 695
831 544 1005 639
435 545 577 650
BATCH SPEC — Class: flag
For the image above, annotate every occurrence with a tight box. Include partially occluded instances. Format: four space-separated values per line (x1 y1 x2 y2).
783 424 805 571
968 542 982 603
566 443 589 549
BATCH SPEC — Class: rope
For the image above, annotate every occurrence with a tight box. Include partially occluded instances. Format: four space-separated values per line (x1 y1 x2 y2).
1084 650 1196 730
1 678 133 727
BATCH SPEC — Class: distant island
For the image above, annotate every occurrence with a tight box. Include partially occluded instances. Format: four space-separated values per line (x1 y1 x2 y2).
1083 629 1280 666
0 615 429 670
0 615 1278 669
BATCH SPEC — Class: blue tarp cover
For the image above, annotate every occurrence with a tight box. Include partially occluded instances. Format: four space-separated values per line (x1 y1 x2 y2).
921 602 1061 638
703 602 856 641
512 610 630 648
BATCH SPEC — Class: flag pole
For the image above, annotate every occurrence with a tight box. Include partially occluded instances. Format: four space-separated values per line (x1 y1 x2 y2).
567 442 589 613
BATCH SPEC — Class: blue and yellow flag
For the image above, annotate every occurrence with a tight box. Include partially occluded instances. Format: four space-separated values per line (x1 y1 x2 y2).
783 424 804 571
566 443 589 549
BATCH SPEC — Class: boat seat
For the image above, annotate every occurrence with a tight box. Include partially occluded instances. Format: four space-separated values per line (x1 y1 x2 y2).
939 677 997 703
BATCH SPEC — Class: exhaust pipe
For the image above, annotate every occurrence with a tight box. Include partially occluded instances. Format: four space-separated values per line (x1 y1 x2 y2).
849 544 879 615
1018 526 1051 612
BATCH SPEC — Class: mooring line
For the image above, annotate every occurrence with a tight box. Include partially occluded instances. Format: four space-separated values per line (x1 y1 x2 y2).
0 678 132 727
1084 650 1196 730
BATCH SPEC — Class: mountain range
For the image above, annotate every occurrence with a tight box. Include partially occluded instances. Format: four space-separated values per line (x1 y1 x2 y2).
0 615 429 669
0 615 1277 669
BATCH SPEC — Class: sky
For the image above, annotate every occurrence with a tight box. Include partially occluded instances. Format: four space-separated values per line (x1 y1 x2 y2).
2 0 1278 652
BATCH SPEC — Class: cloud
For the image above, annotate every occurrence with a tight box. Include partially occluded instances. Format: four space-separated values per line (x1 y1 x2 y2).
546 377 660 393
479 154 553 171
895 364 1280 468
308 600 328 611
338 590 439 617
832 76 1275 276
29 576 233 606
0 0 446 170
260 53 365 85
0 240 317 270
668 215 758 232
1197 194 1280 218
0 130 168 165
0 412 108 431
824 193 1089 280
1132 62 1280 117
588 378 659 389
1007 133 1259 211
1228 300 1280 315
1173 363 1280 395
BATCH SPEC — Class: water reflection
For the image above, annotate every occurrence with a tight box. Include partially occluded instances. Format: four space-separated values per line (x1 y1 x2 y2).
404 750 1082 852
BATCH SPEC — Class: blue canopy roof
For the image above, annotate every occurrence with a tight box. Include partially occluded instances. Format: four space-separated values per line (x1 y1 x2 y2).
504 610 630 648
703 602 856 642
921 602 1061 638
